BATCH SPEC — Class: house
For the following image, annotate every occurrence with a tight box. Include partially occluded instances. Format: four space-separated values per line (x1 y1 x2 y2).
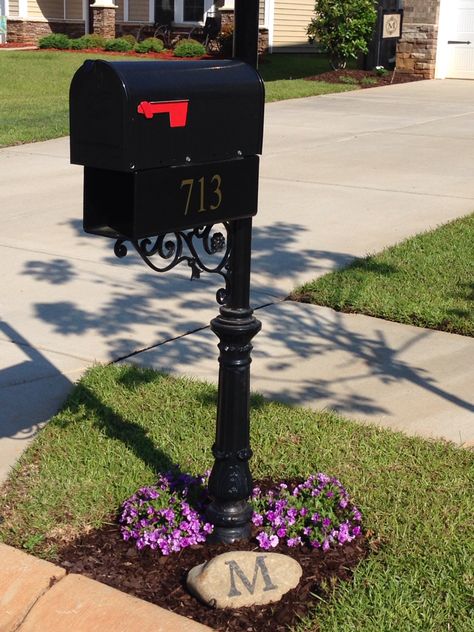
2 0 317 53
4 0 474 79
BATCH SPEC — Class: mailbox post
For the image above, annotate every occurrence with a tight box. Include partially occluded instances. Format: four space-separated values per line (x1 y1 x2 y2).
206 0 261 543
70 0 262 544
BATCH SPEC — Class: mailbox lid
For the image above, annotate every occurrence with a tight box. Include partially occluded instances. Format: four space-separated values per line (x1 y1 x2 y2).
70 59 264 172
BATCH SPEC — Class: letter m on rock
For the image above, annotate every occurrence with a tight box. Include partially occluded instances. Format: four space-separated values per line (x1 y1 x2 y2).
225 556 277 597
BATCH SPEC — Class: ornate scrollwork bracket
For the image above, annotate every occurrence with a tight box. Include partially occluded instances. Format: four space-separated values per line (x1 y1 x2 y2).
113 223 232 305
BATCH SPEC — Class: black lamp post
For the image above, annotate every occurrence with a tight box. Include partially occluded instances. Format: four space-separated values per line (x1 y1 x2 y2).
205 0 262 543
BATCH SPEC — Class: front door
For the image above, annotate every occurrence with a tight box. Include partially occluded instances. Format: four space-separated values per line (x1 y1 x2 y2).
446 0 474 79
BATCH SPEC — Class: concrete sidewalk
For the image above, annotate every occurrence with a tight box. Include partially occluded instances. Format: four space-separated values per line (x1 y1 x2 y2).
1 79 474 483
0 543 211 631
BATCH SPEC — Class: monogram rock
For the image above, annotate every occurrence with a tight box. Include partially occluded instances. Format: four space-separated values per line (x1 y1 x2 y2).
186 551 302 609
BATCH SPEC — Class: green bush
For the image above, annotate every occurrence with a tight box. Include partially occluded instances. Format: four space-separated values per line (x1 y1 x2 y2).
134 37 164 54
69 37 89 50
80 33 107 49
104 37 133 52
173 38 206 58
38 33 71 50
121 34 137 46
307 0 377 69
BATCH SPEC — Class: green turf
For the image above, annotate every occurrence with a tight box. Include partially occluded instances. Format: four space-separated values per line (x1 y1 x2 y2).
292 214 474 336
259 53 357 102
0 51 356 147
0 364 472 630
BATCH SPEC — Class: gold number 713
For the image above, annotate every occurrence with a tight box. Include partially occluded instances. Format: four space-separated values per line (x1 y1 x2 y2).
180 175 223 215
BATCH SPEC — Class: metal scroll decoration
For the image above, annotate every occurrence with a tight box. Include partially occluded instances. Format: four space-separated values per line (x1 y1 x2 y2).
114 223 232 305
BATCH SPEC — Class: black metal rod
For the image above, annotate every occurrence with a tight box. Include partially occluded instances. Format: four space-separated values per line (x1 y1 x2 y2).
205 0 261 543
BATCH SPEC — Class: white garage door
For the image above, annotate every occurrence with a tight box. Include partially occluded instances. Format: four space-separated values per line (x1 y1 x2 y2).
446 0 474 79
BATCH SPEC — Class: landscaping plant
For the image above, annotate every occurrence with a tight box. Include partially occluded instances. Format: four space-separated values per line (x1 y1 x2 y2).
307 0 377 69
38 33 71 50
104 37 134 52
119 470 362 555
134 37 165 54
173 38 206 57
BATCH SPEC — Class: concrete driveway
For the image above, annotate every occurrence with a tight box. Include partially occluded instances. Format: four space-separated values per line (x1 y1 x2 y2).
1 79 473 480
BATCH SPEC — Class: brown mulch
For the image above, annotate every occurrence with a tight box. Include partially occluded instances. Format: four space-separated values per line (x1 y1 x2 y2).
28 47 212 60
306 68 425 88
0 42 36 48
55 522 367 631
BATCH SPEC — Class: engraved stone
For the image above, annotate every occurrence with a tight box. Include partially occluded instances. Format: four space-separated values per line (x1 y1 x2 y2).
186 551 302 609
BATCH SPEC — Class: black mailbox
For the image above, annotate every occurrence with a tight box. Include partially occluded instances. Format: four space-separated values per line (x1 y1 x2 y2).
70 59 264 239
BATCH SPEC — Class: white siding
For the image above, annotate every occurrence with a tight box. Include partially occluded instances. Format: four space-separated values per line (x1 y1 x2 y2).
272 0 314 52
28 0 63 19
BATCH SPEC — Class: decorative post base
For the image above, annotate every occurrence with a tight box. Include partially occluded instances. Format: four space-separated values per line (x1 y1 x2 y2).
206 305 262 543
90 3 118 39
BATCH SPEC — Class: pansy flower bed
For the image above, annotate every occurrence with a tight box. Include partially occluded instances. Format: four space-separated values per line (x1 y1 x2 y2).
119 470 362 555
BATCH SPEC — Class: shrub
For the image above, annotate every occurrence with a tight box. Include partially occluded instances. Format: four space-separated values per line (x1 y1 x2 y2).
69 37 89 50
307 0 377 69
134 37 164 54
38 33 71 50
173 38 206 58
104 37 134 52
81 33 107 49
121 33 137 46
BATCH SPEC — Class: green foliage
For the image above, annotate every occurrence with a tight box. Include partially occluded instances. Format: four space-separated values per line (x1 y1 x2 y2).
134 37 164 54
360 76 378 86
375 64 389 76
121 33 137 46
80 33 107 48
104 37 134 52
38 33 71 50
173 38 206 58
339 75 359 84
307 0 377 69
70 34 108 50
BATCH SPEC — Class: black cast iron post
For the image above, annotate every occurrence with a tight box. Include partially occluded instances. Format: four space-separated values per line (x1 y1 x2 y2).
205 0 262 543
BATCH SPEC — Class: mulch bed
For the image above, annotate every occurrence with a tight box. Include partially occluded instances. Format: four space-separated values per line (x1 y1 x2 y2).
0 42 36 48
27 47 212 60
56 522 367 631
306 68 425 88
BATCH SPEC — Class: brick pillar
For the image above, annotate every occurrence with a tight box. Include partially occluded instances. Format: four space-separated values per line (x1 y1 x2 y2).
90 2 118 39
396 0 440 79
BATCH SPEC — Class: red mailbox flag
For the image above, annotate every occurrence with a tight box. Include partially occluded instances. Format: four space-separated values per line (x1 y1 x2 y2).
137 100 189 127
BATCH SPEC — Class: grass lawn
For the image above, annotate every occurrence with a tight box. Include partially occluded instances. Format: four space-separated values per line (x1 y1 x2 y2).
0 364 472 631
292 214 474 337
258 53 356 102
0 51 356 147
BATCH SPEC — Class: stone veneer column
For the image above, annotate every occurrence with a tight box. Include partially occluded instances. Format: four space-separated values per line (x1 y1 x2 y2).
90 1 118 39
396 0 440 79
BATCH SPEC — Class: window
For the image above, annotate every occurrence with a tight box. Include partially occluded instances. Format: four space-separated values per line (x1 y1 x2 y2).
155 0 214 24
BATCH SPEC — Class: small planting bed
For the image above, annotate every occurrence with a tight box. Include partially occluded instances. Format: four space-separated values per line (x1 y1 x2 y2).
306 68 425 88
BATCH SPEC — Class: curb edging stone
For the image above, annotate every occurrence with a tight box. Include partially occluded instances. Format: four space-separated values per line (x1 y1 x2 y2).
0 543 213 631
